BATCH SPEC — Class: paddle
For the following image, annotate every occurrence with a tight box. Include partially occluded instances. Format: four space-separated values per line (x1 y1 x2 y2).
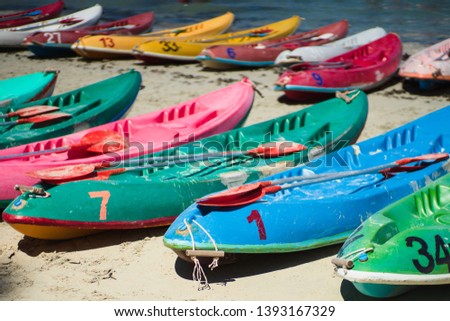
195 29 273 44
0 129 126 161
145 27 190 37
196 153 450 207
263 32 335 49
0 112 71 126
0 10 42 22
16 17 83 31
26 141 307 182
87 24 137 34
0 105 59 119
290 60 353 71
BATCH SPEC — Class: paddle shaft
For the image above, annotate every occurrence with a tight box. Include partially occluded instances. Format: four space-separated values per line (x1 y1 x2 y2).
195 30 272 44
15 17 82 32
290 60 353 71
0 112 70 126
0 145 72 160
196 153 450 207
264 154 450 189
265 32 334 48
0 106 59 119
0 10 42 22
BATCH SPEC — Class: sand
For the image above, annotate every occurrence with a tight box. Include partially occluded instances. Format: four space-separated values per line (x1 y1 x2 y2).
1 44 450 301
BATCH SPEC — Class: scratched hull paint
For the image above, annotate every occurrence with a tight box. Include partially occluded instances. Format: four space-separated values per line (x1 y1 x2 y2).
2 90 368 240
334 173 450 298
0 69 141 149
163 105 450 264
132 16 300 63
274 27 387 67
0 4 102 48
274 33 402 100
196 20 349 70
71 12 235 60
399 38 450 90
24 12 155 58
0 78 255 208
0 71 58 108
0 0 64 29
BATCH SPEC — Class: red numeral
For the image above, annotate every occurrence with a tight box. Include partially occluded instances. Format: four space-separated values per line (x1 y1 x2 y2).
247 210 267 240
99 37 115 48
89 191 110 220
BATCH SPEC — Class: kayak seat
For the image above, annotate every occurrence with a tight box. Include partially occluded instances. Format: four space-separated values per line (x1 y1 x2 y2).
271 112 309 134
371 221 400 245
156 101 207 123
60 98 103 116
308 122 331 142
383 126 417 150
193 110 219 129
20 137 75 160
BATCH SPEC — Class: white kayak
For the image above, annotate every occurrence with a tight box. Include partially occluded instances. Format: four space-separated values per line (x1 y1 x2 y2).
0 4 102 48
275 27 387 66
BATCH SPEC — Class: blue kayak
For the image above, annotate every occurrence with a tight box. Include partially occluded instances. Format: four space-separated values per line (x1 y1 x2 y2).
163 104 450 264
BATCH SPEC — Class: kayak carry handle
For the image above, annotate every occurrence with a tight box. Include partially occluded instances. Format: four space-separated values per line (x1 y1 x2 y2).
331 257 354 269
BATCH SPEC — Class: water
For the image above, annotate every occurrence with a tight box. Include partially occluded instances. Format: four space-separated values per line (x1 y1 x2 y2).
1 0 449 45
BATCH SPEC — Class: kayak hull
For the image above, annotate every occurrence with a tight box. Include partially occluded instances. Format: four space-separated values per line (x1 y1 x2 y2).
0 78 256 207
162 104 450 265
3 90 368 239
334 173 450 298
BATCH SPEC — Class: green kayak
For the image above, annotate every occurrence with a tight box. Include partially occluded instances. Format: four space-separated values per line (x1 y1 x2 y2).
333 172 450 298
0 70 58 108
0 69 141 149
3 90 368 240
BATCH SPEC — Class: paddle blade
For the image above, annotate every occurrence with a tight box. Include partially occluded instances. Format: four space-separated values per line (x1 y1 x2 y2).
247 141 307 158
78 129 126 153
59 18 83 25
395 153 449 166
27 164 97 180
18 112 72 124
197 182 281 207
6 105 59 118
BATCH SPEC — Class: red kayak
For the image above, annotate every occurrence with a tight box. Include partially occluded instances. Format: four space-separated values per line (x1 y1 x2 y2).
0 0 64 29
23 11 155 58
197 19 349 69
274 33 402 101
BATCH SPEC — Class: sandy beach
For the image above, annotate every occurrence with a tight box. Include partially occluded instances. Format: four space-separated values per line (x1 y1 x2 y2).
1 43 450 301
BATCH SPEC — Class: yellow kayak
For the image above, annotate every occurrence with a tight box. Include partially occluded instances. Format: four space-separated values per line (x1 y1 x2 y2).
132 16 301 63
71 12 234 59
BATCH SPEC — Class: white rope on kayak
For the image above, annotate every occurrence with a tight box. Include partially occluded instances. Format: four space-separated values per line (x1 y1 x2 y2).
184 219 210 291
183 219 210 291
335 89 360 103
183 218 223 291
192 219 220 271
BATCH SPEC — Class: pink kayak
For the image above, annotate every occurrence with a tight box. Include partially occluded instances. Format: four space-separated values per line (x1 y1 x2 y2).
274 33 402 101
0 78 255 208
399 38 450 82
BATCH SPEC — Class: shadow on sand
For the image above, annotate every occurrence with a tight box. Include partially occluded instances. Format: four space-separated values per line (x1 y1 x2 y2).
17 226 168 257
